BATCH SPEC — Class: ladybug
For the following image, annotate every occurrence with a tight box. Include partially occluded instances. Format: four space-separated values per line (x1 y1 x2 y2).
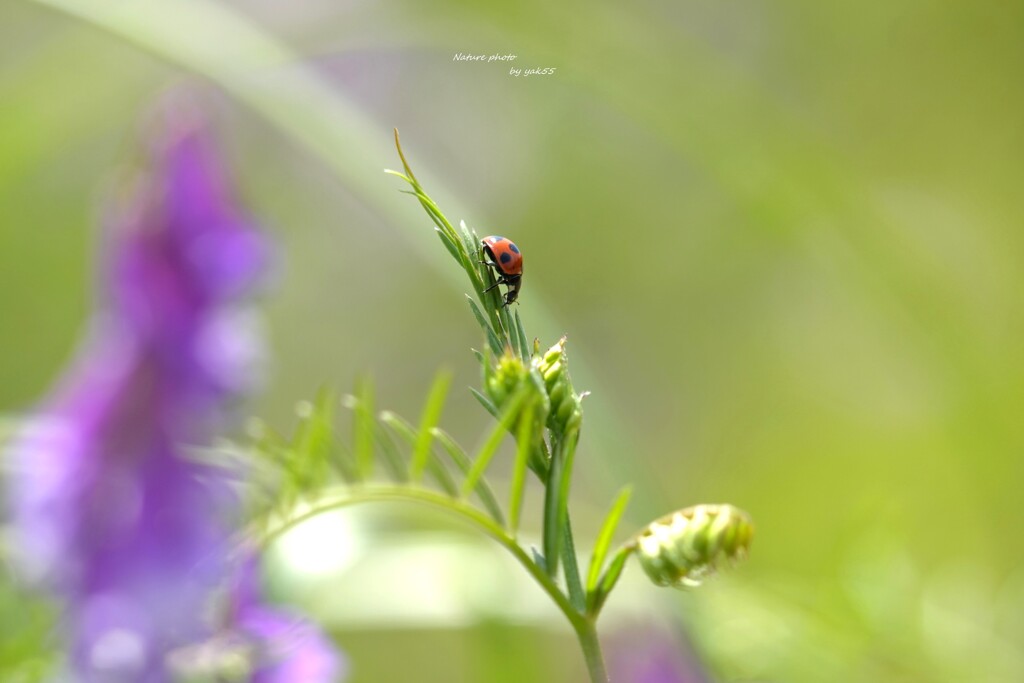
480 235 523 307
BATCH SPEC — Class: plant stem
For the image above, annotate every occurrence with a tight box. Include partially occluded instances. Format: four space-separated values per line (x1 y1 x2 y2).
574 617 609 683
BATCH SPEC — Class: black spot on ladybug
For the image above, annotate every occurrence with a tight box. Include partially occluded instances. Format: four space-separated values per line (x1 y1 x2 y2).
500 252 513 264
509 243 520 254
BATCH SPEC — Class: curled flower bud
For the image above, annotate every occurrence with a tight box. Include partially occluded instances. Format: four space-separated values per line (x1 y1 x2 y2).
531 337 583 436
635 504 753 588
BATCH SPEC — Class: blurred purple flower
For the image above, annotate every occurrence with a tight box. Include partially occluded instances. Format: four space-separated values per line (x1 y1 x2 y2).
608 623 710 683
165 551 345 683
228 553 344 683
5 96 340 682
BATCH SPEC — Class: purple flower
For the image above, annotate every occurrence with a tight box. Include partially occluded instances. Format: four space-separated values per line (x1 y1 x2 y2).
608 623 710 683
164 551 345 683
229 553 344 683
6 94 339 682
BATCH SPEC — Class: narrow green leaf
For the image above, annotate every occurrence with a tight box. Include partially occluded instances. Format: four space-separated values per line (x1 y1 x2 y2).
349 378 375 480
379 410 416 443
542 442 564 579
530 546 547 574
280 389 335 497
515 310 530 360
467 297 503 355
482 273 504 317
424 454 460 496
560 514 587 613
498 305 515 352
291 387 336 489
507 309 521 358
459 219 479 264
379 412 458 497
469 387 500 418
373 413 409 482
329 439 359 484
410 370 452 482
394 128 418 182
471 348 485 365
390 161 467 268
407 188 465 264
556 434 580 554
382 168 410 182
423 201 461 247
585 486 633 596
589 545 634 616
461 389 529 498
542 433 580 582
435 227 462 264
507 399 535 537
431 427 506 525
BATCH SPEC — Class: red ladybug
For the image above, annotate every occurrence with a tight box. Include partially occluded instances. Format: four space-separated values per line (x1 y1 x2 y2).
480 235 523 307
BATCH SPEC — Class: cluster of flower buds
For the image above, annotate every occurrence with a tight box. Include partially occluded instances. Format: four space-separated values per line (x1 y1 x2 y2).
485 352 535 410
531 337 583 437
635 504 753 588
482 338 583 440
482 350 550 467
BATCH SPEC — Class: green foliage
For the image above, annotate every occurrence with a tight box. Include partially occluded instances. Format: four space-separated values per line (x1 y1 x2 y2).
387 131 530 360
247 135 754 683
585 486 633 613
0 562 59 681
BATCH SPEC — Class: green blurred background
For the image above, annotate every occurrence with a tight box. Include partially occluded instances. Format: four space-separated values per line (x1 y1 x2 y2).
2 0 1022 681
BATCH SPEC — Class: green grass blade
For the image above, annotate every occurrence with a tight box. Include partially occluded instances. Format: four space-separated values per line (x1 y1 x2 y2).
410 370 452 482
461 389 529 498
507 400 536 537
585 486 633 596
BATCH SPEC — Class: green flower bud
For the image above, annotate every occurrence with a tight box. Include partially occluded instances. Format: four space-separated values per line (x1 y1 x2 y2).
635 504 753 588
484 350 551 456
531 337 583 437
485 352 528 409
